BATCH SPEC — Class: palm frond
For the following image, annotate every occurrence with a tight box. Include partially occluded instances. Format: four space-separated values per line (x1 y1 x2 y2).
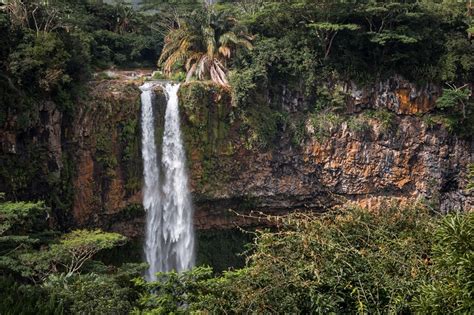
219 32 240 46
185 52 203 71
186 63 197 82
196 55 209 80
218 46 231 58
157 9 253 86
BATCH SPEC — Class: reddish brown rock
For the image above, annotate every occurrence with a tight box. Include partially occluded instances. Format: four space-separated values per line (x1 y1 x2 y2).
1 77 470 238
189 112 472 230
70 80 143 235
346 76 439 114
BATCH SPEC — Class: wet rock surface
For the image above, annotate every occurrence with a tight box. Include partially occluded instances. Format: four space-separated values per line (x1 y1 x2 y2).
70 79 474 233
189 119 471 229
70 80 144 235
0 76 471 237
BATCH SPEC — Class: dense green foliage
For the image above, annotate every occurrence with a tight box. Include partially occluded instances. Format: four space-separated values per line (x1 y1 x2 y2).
1 198 473 313
0 0 160 213
134 205 473 314
435 84 474 136
156 0 473 147
415 212 474 313
1 0 160 115
0 199 144 314
221 0 472 94
0 1 473 313
223 1 474 142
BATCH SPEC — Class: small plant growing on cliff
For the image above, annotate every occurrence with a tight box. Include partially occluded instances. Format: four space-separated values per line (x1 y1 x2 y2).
308 111 344 142
436 84 471 119
365 109 396 131
347 115 372 136
434 84 473 136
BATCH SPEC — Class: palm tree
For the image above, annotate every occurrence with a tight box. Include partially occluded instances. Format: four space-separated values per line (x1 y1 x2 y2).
158 9 253 86
113 3 137 35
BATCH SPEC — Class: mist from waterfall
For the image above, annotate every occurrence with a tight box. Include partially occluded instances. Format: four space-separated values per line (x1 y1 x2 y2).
140 82 195 282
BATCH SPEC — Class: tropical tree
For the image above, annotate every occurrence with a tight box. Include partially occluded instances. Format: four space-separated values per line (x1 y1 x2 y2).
436 84 472 119
1 0 64 36
158 8 253 86
9 229 127 283
113 2 138 34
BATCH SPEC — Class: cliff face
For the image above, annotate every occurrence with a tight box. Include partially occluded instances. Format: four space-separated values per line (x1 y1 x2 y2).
189 114 470 230
345 75 440 115
70 80 144 236
0 76 472 236
0 77 145 235
178 80 472 229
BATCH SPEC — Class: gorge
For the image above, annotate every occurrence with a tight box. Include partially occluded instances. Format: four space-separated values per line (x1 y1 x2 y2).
62 77 474 235
0 1 472 312
1 76 471 236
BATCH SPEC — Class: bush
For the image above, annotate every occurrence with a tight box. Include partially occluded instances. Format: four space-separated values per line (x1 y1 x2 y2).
308 111 344 142
229 67 261 107
435 86 473 136
365 108 396 131
0 276 61 315
45 273 133 315
436 86 471 114
91 30 159 68
8 32 70 93
346 115 372 135
137 204 443 314
0 200 135 313
414 212 474 314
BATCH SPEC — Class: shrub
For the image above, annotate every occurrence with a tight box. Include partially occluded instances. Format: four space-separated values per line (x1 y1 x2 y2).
308 111 344 142
436 86 471 115
137 204 443 314
366 109 396 130
45 273 133 315
414 212 474 314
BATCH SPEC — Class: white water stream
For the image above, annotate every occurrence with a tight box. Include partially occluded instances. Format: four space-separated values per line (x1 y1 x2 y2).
140 82 195 281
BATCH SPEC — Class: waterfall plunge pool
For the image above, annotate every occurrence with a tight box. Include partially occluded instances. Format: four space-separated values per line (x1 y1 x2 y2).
97 228 253 274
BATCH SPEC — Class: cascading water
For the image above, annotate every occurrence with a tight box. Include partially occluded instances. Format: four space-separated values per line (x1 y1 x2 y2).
140 82 195 282
160 83 195 273
140 82 162 281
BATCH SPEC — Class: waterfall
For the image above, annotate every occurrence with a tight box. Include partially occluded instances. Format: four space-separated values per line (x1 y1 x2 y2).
140 82 162 281
160 83 195 273
140 82 195 282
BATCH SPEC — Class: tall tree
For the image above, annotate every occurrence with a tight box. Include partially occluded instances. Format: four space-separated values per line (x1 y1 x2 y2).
158 7 253 86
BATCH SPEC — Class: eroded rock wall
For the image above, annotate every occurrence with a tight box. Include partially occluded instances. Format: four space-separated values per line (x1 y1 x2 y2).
0 77 471 236
345 75 440 114
0 79 145 235
178 81 472 229
70 80 144 236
